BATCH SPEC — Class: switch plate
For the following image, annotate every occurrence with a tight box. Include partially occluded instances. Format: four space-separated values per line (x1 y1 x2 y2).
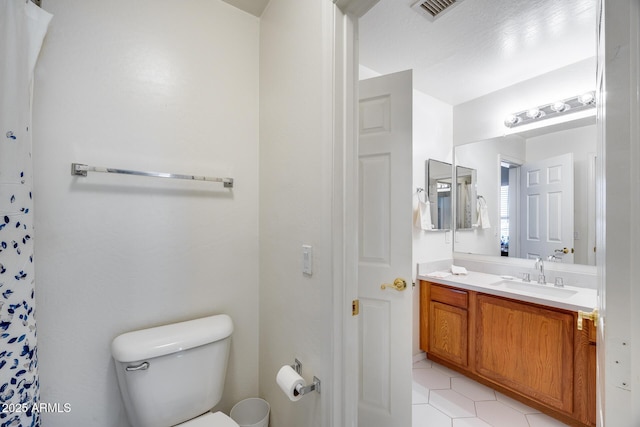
302 245 313 276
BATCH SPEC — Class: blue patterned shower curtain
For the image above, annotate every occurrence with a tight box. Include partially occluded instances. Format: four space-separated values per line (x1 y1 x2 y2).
0 1 51 426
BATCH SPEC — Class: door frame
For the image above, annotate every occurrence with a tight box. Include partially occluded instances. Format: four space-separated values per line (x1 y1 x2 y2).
499 154 524 259
330 3 370 427
332 0 640 426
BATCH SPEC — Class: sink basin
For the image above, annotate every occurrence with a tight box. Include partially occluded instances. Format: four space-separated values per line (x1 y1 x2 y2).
496 280 578 298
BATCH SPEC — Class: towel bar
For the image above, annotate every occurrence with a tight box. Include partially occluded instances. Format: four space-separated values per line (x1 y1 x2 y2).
71 163 233 188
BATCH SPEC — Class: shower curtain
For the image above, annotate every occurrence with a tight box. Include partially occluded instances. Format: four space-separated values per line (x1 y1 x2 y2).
0 1 51 426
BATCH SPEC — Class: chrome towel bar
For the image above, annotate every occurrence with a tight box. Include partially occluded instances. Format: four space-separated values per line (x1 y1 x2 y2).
71 163 234 188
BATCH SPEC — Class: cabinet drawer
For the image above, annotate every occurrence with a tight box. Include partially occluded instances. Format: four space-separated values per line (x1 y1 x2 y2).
430 284 468 309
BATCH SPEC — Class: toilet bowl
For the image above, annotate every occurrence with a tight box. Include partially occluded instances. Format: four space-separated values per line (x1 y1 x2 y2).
111 314 239 427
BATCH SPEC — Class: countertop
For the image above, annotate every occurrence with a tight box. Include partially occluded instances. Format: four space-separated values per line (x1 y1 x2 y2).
417 270 597 312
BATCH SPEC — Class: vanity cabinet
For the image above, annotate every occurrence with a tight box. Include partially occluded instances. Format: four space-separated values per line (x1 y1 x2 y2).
420 280 596 427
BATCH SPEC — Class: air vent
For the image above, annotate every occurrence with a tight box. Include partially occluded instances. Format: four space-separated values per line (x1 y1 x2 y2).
411 0 465 21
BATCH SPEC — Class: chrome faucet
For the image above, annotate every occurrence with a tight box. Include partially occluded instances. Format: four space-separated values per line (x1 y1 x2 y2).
535 257 545 284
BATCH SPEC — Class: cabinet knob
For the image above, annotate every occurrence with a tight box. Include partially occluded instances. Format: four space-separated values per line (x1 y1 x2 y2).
381 278 407 291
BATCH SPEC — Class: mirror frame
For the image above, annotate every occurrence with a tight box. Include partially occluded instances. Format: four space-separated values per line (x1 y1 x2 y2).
426 159 453 231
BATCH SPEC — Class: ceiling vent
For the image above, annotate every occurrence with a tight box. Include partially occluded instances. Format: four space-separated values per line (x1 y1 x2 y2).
411 0 465 21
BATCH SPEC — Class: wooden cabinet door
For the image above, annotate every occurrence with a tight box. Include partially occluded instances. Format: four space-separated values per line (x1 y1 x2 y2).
429 301 468 367
475 295 574 413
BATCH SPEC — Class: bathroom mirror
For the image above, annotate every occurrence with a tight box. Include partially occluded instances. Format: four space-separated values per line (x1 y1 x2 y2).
426 159 452 230
455 166 477 230
453 120 597 266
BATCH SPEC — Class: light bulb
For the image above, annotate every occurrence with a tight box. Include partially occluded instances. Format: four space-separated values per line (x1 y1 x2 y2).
579 92 595 105
504 114 520 127
551 102 568 112
526 108 543 119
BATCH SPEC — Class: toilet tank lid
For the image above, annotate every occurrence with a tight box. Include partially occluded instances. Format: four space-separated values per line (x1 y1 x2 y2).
111 314 233 362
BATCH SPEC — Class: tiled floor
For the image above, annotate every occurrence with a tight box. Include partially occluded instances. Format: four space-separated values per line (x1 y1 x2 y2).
412 358 570 427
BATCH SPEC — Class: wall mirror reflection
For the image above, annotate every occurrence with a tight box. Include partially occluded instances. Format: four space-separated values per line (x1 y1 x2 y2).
455 166 476 230
454 120 596 266
426 159 452 230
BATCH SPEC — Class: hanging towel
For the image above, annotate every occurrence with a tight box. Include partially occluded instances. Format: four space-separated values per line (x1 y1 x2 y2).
414 191 434 230
475 196 491 229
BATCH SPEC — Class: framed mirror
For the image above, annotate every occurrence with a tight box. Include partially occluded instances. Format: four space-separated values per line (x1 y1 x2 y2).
426 159 453 230
455 166 477 230
453 120 596 265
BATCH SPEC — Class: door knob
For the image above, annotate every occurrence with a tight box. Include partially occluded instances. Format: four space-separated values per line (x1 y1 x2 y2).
381 278 407 291
555 247 575 255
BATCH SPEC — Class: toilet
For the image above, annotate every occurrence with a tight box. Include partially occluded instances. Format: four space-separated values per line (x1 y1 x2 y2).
111 314 239 427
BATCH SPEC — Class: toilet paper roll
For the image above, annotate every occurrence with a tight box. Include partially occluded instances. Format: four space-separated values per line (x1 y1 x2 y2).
276 365 305 402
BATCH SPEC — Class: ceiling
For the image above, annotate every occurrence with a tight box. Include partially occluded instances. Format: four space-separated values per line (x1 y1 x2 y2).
359 0 597 105
221 0 269 17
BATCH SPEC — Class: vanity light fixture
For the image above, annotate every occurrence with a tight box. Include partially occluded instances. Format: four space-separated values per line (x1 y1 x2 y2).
504 91 596 128
436 182 451 192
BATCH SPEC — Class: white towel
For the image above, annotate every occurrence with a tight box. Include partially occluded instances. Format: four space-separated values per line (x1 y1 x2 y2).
426 271 452 279
414 192 434 230
451 265 468 275
475 197 491 229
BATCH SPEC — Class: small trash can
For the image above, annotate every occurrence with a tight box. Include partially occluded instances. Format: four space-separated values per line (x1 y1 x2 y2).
230 398 270 427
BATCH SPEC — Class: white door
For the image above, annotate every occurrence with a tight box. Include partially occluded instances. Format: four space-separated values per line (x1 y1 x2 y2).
520 153 574 263
358 70 413 427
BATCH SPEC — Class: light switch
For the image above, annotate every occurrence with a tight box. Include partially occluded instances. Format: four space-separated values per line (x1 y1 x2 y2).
302 245 313 276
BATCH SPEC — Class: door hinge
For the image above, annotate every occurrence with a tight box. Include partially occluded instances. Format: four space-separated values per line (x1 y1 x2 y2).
352 299 360 316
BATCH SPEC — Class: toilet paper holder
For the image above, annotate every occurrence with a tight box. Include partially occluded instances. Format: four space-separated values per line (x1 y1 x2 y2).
291 359 321 396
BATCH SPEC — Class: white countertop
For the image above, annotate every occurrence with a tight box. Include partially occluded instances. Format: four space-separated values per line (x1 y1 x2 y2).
417 270 597 312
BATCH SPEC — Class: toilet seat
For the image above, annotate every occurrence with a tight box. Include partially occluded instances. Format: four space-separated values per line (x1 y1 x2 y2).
177 411 239 427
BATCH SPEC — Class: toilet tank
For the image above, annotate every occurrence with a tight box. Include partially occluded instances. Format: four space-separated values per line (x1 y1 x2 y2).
111 314 233 427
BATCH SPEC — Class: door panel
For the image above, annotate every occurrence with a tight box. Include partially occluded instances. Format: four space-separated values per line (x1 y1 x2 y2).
358 70 413 427
520 153 574 262
359 154 391 263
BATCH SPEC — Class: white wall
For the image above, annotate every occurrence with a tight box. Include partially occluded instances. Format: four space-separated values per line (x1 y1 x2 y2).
412 89 453 355
359 64 381 80
412 89 453 267
32 1 260 425
259 0 335 426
